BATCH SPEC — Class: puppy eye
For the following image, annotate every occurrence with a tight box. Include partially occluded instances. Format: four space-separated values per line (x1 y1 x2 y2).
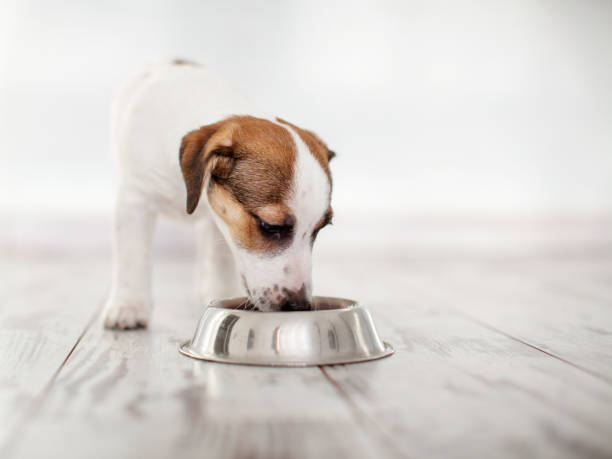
254 215 293 241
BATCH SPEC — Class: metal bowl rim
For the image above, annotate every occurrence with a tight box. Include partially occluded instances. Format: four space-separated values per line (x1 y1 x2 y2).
207 296 358 313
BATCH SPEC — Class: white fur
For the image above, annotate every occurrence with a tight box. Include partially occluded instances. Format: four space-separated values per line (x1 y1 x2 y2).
104 63 330 328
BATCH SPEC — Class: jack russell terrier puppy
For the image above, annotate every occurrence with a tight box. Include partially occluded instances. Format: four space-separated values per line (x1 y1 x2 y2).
104 60 334 329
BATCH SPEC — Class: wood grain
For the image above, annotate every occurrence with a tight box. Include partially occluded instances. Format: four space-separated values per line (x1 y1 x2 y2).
407 259 612 381
310 258 612 459
7 260 393 459
0 253 106 453
3 251 612 459
325 300 612 459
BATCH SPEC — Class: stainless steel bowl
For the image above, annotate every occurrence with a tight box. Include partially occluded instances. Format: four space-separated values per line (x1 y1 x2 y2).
179 296 394 366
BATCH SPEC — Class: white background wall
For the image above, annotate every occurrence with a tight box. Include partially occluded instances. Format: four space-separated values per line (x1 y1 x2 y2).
1 0 611 224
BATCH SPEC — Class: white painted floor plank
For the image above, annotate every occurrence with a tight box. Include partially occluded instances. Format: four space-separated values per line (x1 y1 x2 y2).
313 259 612 459
0 253 106 453
325 301 612 459
4 253 612 459
408 259 612 381
9 260 391 459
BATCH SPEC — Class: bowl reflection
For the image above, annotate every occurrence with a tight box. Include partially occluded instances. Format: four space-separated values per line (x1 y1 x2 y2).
179 296 393 367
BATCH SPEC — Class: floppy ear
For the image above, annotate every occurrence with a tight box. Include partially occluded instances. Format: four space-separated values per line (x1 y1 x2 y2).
179 122 235 214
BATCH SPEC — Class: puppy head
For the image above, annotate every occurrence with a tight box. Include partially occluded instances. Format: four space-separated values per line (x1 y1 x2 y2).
180 116 334 311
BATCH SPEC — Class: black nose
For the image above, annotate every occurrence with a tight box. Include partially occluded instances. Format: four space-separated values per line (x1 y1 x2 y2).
279 287 311 311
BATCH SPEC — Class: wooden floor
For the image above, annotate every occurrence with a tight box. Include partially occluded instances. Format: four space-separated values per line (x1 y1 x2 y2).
2 248 612 459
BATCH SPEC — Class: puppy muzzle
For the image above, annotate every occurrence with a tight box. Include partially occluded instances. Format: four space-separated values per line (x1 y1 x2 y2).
279 285 311 311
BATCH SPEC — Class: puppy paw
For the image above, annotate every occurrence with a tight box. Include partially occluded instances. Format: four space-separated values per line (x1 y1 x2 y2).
103 300 150 330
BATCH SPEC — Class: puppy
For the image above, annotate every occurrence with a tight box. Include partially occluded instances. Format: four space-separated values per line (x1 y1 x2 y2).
104 61 334 329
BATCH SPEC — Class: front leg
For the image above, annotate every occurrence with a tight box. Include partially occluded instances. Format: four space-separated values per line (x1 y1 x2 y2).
196 217 243 307
104 191 156 329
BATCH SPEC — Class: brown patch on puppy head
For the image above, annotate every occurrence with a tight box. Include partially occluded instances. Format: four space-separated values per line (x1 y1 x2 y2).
180 116 298 252
276 118 334 185
255 204 294 226
179 116 296 215
208 185 254 249
222 117 296 210
208 182 294 253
